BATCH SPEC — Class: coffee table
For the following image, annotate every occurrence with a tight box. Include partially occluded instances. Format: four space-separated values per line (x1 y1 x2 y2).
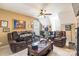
28 41 53 56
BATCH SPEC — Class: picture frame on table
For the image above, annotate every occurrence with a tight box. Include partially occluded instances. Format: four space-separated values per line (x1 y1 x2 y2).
3 28 10 32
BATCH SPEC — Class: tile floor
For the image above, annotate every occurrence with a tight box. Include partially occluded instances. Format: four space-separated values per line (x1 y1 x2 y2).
0 45 76 56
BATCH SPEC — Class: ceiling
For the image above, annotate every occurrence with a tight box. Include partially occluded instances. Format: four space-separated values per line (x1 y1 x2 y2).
0 3 73 17
0 3 76 24
72 3 79 16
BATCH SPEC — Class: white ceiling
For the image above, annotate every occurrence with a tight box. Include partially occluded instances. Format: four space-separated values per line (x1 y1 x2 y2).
0 3 73 17
0 3 75 24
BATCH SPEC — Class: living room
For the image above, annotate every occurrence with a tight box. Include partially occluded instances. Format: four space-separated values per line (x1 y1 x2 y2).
0 3 77 56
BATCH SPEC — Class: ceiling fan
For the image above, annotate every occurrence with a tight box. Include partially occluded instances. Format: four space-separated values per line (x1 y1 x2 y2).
38 9 52 17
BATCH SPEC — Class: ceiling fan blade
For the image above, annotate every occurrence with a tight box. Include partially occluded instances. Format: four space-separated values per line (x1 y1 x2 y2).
44 13 52 15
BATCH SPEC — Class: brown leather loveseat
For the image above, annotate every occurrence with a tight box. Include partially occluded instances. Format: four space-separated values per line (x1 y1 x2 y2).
7 31 32 53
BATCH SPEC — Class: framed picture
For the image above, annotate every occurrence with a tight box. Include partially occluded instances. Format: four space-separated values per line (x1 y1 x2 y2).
3 28 10 32
0 20 8 28
14 19 26 29
65 25 71 31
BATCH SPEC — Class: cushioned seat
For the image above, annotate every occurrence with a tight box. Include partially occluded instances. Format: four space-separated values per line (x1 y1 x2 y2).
7 31 32 53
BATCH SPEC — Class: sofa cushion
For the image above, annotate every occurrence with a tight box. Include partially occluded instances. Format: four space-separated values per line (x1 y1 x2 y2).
12 31 19 40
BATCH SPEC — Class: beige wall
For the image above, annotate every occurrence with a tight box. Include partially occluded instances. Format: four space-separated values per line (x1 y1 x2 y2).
59 4 77 46
61 17 77 45
0 9 35 46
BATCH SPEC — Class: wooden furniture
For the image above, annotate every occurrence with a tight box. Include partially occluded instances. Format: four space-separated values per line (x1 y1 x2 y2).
28 41 53 56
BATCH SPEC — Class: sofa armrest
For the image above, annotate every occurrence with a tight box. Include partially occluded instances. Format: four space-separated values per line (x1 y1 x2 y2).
9 40 16 43
10 40 26 44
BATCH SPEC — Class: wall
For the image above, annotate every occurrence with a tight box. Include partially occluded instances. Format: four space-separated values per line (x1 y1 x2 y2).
38 15 51 27
59 6 77 46
49 13 61 31
0 9 34 46
72 3 79 16
77 16 79 27
60 14 77 46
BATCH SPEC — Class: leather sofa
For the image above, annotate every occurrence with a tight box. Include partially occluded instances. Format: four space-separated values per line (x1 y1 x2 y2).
7 31 32 53
53 31 66 47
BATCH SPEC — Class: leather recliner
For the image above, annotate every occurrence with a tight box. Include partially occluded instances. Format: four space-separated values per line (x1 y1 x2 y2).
8 31 27 53
53 31 66 47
